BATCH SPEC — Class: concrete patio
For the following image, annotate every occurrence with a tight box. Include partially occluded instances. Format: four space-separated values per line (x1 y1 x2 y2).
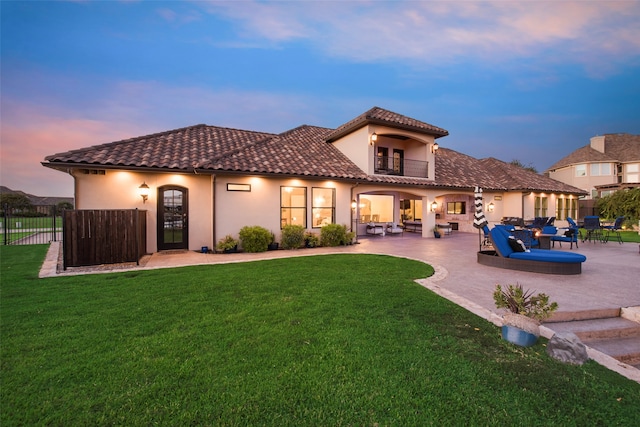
41 230 640 382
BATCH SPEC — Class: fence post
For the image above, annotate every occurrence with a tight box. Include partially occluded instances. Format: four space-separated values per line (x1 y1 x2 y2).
3 203 7 246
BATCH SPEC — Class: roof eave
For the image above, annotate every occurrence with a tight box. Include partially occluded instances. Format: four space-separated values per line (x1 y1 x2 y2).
326 118 449 143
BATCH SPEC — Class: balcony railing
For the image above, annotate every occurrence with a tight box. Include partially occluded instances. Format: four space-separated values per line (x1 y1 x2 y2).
374 156 428 178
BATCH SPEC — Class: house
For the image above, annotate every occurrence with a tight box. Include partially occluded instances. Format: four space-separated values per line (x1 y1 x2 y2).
546 134 640 198
42 106 586 253
0 186 74 215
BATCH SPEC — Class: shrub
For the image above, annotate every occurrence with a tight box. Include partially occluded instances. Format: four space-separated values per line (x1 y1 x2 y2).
216 235 239 252
281 225 305 249
320 223 351 247
304 232 320 248
239 225 271 253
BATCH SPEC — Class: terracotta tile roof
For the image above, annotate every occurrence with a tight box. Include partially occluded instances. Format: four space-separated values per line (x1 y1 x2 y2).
203 125 367 179
546 133 640 171
432 149 587 195
44 124 275 170
325 106 449 142
43 107 584 194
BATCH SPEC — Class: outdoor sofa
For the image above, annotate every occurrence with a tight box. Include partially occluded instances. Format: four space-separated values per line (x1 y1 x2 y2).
477 225 587 275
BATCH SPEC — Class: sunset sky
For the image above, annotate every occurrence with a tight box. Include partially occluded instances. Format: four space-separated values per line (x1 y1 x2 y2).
2 1 639 197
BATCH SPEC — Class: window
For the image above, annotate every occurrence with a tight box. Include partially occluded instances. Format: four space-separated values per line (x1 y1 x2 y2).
534 196 548 217
376 147 389 172
569 198 577 220
312 187 335 228
446 202 465 215
556 198 565 220
590 163 611 176
400 199 422 222
359 195 393 223
626 163 640 183
281 186 306 228
575 164 586 177
556 198 577 220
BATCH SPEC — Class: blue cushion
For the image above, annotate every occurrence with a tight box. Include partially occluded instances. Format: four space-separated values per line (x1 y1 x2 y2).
542 226 557 235
510 249 586 263
490 226 514 257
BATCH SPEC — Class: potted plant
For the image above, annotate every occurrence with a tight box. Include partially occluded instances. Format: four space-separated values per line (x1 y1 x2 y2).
493 283 558 347
267 231 279 251
216 234 239 253
433 225 441 238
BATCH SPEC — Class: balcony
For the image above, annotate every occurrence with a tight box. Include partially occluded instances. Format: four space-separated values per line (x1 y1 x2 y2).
374 156 429 178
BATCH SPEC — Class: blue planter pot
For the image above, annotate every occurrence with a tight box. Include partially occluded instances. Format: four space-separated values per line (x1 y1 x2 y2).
501 325 538 347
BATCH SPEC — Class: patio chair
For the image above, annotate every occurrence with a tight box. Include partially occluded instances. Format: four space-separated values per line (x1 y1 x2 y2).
526 217 548 229
551 217 579 249
386 222 404 235
603 216 624 244
582 216 604 243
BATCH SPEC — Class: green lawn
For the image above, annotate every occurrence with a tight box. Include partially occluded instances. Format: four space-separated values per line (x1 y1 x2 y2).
1 245 638 425
578 229 640 243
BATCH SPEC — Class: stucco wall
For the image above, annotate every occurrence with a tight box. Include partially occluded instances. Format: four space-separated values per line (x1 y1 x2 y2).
214 176 353 247
73 170 213 253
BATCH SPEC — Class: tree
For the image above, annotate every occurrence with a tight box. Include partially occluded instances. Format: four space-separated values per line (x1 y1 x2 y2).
56 201 74 211
0 193 33 211
509 159 538 174
596 188 640 226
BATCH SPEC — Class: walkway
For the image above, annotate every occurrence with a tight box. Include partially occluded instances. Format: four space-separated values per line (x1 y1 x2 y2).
40 231 640 382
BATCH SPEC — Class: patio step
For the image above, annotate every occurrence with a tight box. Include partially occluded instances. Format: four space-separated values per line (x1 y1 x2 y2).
544 309 640 370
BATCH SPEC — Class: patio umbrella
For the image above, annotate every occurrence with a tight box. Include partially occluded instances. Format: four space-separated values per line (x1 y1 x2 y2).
473 186 488 230
473 186 490 251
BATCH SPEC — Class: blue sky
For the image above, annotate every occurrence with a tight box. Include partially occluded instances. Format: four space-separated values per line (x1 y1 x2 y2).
2 0 639 197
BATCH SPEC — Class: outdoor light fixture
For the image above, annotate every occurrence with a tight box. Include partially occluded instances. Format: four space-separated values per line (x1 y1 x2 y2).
487 202 495 212
431 201 438 212
370 132 378 146
431 142 439 154
139 182 150 204
351 199 357 210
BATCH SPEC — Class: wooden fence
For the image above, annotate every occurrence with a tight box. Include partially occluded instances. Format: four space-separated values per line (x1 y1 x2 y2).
63 209 147 269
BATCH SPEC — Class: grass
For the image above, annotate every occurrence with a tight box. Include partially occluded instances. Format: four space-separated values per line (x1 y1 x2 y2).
1 245 639 426
577 229 640 243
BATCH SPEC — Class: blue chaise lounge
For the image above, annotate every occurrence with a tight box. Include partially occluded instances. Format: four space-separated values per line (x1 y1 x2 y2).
477 225 586 275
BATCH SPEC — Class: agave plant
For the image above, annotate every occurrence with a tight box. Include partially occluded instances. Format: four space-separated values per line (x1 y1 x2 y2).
493 283 558 322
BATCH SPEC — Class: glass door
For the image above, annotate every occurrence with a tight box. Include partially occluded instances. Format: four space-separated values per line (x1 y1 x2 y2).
157 186 188 250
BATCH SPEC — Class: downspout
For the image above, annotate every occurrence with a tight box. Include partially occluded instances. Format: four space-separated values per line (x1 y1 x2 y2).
211 174 216 250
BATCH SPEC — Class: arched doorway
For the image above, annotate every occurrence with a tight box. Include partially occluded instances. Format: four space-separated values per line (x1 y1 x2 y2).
157 185 188 250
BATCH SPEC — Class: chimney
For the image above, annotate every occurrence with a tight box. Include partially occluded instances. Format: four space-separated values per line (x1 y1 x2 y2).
590 135 606 153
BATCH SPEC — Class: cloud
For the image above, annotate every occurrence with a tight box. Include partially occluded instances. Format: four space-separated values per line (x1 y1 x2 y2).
0 77 339 196
197 0 640 76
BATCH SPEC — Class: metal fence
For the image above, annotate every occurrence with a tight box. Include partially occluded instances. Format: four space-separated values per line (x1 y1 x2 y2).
1 204 63 245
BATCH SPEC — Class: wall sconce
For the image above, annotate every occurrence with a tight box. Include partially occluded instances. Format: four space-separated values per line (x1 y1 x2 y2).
351 199 357 210
431 201 438 212
431 142 439 154
369 132 378 146
138 182 150 204
487 202 495 212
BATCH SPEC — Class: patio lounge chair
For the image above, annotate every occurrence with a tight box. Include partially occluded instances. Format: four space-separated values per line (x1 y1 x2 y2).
603 216 624 244
477 225 586 275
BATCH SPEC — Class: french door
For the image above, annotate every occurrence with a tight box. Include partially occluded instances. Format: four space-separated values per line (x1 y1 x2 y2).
157 186 188 250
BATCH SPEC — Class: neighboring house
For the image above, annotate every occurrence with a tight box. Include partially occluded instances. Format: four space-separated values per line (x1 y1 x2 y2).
0 186 74 214
42 106 586 253
546 134 640 199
